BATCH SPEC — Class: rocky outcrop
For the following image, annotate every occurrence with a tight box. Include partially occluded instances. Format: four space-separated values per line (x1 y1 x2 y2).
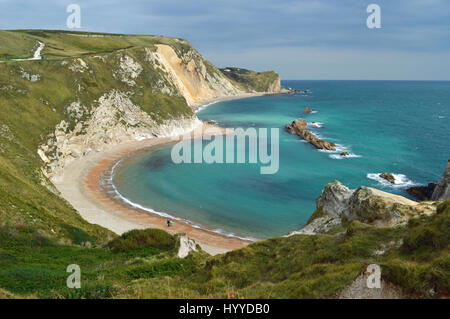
285 119 336 151
303 107 312 113
177 235 199 258
380 173 395 184
407 183 437 201
291 181 437 235
431 160 450 201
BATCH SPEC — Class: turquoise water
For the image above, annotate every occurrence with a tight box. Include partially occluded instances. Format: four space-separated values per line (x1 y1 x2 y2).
113 81 450 240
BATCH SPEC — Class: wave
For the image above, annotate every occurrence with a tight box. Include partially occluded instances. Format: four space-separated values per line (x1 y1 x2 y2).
194 100 219 113
367 173 418 188
106 160 259 242
307 121 323 128
317 143 362 160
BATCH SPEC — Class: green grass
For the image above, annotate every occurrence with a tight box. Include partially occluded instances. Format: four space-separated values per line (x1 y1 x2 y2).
108 229 176 253
220 67 280 92
0 201 448 299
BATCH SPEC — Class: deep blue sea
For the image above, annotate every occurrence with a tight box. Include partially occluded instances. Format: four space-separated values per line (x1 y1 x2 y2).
113 81 450 240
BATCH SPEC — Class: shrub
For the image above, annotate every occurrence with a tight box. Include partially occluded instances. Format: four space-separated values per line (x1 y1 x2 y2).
107 229 176 253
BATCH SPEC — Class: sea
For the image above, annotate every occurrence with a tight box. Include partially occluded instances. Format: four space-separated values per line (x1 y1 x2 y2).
112 80 450 240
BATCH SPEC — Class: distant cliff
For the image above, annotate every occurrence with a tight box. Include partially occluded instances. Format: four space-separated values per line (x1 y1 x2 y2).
220 67 281 93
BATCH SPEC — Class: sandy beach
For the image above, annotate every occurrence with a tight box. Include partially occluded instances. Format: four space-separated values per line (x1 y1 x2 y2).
53 93 269 255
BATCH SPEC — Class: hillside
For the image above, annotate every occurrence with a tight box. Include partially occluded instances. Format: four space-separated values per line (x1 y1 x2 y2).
0 30 448 299
220 67 281 93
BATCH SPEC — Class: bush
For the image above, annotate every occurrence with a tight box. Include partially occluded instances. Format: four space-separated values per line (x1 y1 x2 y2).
107 229 176 253
402 201 449 252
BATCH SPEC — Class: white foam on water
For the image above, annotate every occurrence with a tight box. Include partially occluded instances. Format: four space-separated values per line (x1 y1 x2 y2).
194 100 219 113
317 143 362 160
367 173 418 188
307 122 323 128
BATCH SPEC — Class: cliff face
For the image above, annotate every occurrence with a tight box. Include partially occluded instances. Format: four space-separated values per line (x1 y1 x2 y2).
147 45 243 106
431 160 450 201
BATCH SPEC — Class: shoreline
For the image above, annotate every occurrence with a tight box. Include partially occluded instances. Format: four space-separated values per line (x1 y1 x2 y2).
53 93 273 255
191 92 268 112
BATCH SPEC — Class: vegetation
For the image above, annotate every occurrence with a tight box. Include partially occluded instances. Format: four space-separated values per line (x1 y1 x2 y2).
220 67 279 92
0 201 447 298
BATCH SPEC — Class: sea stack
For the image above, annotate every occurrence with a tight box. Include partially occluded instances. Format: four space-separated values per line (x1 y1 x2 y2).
380 172 396 184
285 118 336 151
303 107 313 113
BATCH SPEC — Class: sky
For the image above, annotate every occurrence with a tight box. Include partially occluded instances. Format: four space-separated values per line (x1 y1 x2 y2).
1 0 449 80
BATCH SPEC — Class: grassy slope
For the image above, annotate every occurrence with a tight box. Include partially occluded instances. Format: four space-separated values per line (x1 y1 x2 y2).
220 67 279 92
0 202 447 299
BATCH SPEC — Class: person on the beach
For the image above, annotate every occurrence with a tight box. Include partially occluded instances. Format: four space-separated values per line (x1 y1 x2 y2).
169 220 173 227
167 219 171 227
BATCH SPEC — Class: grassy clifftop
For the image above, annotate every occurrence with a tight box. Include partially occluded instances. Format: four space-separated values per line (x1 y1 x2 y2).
220 67 281 92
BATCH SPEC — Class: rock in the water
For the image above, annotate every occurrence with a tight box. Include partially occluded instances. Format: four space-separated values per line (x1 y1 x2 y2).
431 160 450 201
380 172 396 184
285 118 336 151
407 183 437 201
341 152 349 156
303 107 312 113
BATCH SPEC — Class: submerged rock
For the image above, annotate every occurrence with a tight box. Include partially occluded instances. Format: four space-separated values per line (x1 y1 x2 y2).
285 118 336 151
340 152 349 156
380 172 395 184
431 160 450 201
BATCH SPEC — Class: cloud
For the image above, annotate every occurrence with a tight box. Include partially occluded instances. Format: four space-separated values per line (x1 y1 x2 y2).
0 0 448 79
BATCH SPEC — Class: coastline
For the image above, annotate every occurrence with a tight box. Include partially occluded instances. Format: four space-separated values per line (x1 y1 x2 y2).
191 92 268 112
53 93 271 255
